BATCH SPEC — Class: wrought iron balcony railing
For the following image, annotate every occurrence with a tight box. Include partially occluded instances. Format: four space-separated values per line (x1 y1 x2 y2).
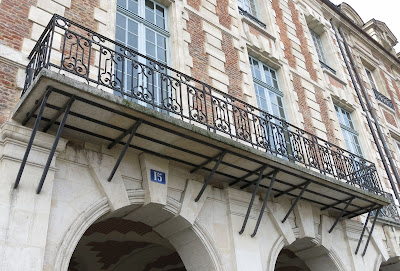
22 14 384 196
373 88 395 110
373 193 400 224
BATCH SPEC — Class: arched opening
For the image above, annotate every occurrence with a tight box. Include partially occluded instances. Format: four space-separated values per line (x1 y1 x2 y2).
275 248 310 271
274 239 342 271
379 258 400 271
68 216 187 271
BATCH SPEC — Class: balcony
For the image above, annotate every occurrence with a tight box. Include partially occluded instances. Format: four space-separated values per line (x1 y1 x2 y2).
13 15 392 236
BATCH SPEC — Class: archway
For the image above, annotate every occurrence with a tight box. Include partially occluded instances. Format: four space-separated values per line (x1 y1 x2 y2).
275 248 310 271
274 238 343 271
68 216 186 271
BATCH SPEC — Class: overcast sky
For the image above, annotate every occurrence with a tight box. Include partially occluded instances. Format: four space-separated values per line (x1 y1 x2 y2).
330 0 400 52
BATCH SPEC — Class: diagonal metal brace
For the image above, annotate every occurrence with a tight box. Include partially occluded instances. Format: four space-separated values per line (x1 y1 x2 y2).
108 121 141 149
229 165 269 187
194 150 227 202
328 196 355 233
14 90 52 189
361 209 380 256
251 170 279 237
108 120 143 182
42 96 75 133
191 150 227 174
282 180 312 223
274 180 310 198
321 197 354 211
36 96 75 194
240 168 275 190
239 166 267 234
355 205 375 255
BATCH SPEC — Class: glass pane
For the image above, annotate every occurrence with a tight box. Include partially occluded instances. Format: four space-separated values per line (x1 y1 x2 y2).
116 27 125 43
146 9 154 23
156 15 164 28
146 28 155 43
118 0 126 8
157 34 166 48
128 0 138 14
157 47 166 62
156 5 164 16
128 19 138 33
147 42 156 57
128 33 138 49
116 13 125 27
145 0 154 9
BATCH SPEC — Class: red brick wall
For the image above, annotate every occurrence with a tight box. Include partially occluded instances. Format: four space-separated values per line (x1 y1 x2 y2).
288 0 318 82
0 0 37 50
186 12 211 85
64 0 99 31
216 0 231 29
272 0 296 68
221 33 243 99
187 0 201 10
0 63 19 124
292 74 314 134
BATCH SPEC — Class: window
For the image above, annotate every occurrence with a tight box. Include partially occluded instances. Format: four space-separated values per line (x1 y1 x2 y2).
115 0 169 108
249 57 285 119
335 105 363 157
310 29 328 64
238 0 257 17
365 68 378 91
250 57 290 157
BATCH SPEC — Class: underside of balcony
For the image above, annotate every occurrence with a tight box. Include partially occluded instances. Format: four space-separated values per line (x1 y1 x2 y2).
13 69 389 217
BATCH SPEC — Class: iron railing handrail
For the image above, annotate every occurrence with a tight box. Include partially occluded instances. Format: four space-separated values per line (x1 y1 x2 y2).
22 14 385 196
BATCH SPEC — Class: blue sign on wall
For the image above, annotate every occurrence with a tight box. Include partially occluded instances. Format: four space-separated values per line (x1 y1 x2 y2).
150 169 166 184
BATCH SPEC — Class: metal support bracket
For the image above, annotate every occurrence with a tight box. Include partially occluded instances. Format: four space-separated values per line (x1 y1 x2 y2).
194 150 227 202
42 96 75 133
328 196 355 233
321 197 354 211
240 167 274 190
229 165 269 187
355 206 380 256
251 170 279 237
281 180 312 223
274 180 310 198
239 166 267 234
108 120 143 182
14 90 52 189
36 96 75 194
190 150 226 174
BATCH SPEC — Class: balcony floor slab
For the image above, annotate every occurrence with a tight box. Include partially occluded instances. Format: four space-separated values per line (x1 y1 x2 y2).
12 69 390 218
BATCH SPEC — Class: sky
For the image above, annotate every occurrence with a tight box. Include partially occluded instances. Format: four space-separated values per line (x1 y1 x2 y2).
330 0 400 52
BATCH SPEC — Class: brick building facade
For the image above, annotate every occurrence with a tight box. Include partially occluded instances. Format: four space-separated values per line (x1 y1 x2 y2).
1 0 400 270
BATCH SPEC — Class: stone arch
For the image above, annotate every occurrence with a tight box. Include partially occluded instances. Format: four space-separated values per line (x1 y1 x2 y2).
54 194 224 271
269 237 346 271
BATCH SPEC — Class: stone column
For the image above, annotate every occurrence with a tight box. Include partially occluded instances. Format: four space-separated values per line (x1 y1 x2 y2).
0 122 67 271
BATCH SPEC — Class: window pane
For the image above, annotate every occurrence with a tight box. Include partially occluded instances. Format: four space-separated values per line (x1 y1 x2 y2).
118 0 126 9
128 0 138 14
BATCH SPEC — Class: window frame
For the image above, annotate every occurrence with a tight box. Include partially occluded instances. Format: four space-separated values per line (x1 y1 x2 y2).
364 67 379 91
335 105 364 157
238 0 258 18
249 56 286 120
309 29 328 65
115 0 170 109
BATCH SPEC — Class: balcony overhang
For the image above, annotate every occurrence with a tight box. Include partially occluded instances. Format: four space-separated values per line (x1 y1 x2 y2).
13 69 390 216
